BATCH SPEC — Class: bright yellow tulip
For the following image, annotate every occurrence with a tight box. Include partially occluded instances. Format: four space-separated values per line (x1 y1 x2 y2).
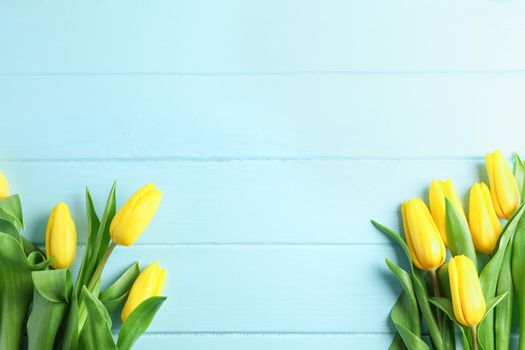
486 150 520 219
110 183 162 246
121 261 167 321
469 183 503 254
429 179 465 245
0 171 9 199
45 202 77 269
402 198 446 270
448 255 486 327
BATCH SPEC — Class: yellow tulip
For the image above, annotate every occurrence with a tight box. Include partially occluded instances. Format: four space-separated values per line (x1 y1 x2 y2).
0 171 9 199
448 255 486 327
110 183 162 246
486 150 520 219
45 202 77 269
402 198 446 270
121 261 167 321
429 179 466 245
469 183 503 254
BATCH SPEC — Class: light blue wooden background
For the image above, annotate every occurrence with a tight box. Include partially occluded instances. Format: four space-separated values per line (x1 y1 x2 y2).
2 0 525 349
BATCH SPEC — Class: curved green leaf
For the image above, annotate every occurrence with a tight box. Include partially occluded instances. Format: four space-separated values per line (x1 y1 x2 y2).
117 296 167 350
495 240 514 350
0 232 51 349
445 199 477 266
386 258 420 336
0 194 24 230
27 269 72 350
479 203 525 350
79 287 116 350
412 271 443 350
100 262 140 313
371 220 412 269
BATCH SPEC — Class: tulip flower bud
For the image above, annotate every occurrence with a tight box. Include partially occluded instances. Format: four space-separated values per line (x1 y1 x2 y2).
110 183 162 246
46 202 77 269
121 261 167 321
486 150 520 219
402 198 446 271
469 183 503 254
0 171 9 199
449 255 486 327
429 179 465 245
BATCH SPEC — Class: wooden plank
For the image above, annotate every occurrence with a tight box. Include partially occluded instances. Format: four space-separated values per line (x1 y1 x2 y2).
1 75 525 159
133 333 393 349
78 245 401 333
1 159 483 245
1 1 525 73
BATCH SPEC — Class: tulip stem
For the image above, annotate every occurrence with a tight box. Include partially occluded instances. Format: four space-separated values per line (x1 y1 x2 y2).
86 241 117 292
430 269 442 326
471 326 478 350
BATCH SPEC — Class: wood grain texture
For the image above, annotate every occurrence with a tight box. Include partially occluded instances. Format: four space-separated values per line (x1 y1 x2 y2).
132 334 392 350
3 0 525 348
0 159 484 245
76 245 400 334
2 75 525 159
1 0 525 73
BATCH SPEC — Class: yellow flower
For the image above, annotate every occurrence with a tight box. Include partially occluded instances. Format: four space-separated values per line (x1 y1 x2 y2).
402 198 446 270
45 202 77 269
110 183 162 246
429 179 465 245
0 171 9 199
486 150 520 219
448 255 486 327
121 262 167 321
469 183 503 254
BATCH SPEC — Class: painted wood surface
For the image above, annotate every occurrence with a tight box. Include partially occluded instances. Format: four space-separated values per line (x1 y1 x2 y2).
2 0 525 349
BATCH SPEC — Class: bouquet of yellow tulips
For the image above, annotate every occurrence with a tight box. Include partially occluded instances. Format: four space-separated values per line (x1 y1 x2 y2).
0 174 167 350
373 150 525 350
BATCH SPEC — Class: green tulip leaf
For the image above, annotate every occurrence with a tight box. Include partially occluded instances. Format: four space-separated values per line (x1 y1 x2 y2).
371 220 412 271
494 240 514 350
117 296 167 350
27 269 73 350
60 296 79 350
512 214 525 350
390 292 424 350
514 153 525 201
0 194 24 230
429 297 471 350
386 258 420 336
371 221 443 349
74 188 102 299
479 203 525 350
0 232 52 349
389 334 407 350
79 287 116 350
445 199 477 266
99 262 140 313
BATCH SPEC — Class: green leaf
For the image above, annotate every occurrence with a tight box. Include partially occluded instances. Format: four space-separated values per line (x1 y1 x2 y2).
412 271 444 350
495 239 514 350
386 258 420 336
27 269 72 350
74 188 102 299
0 232 51 349
60 297 79 350
371 221 443 349
389 334 407 350
512 214 525 350
0 194 24 230
99 262 140 313
445 199 477 266
514 153 525 201
371 220 412 269
437 263 455 350
429 298 471 350
479 203 525 350
79 287 116 350
117 296 166 350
